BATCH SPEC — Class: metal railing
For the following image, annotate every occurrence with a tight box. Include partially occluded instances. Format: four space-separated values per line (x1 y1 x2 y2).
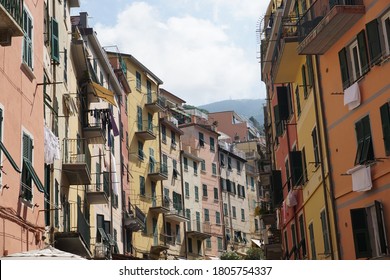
297 0 364 40
62 138 91 173
137 120 157 134
148 161 168 176
186 219 211 233
83 109 108 134
146 91 166 107
87 172 110 197
1 0 24 28
63 202 91 248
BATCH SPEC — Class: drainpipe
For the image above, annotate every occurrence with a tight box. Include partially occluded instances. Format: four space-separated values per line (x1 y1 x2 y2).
312 55 339 260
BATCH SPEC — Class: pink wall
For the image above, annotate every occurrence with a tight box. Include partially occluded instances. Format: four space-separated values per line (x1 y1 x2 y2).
0 0 45 256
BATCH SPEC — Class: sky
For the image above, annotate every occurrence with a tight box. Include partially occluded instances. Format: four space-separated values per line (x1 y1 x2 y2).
72 0 269 106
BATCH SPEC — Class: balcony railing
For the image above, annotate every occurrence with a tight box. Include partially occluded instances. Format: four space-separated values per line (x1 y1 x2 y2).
54 202 91 257
149 195 170 214
135 121 157 141
165 202 188 223
86 172 110 204
0 0 24 46
148 161 168 181
62 138 91 185
186 219 211 240
297 0 365 54
245 163 259 175
82 109 108 144
145 92 166 113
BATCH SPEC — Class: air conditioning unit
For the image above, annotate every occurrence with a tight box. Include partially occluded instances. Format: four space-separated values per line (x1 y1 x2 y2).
0 31 12 47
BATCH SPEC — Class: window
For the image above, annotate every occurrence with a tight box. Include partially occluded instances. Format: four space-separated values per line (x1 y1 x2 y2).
136 71 141 90
241 209 245 221
199 132 204 147
302 65 308 99
223 203 228 216
351 201 388 258
185 182 189 198
220 153 225 167
171 131 176 147
210 137 215 151
162 154 168 175
295 85 301 117
176 224 181 243
217 237 223 251
366 19 382 64
201 160 206 172
212 163 217 176
183 157 188 171
232 206 236 219
302 147 308 183
21 133 33 201
204 209 210 222
338 48 350 89
137 106 142 131
138 141 144 161
306 55 314 89
354 115 374 165
161 125 166 143
147 113 153 131
255 219 259 231
140 176 145 196
320 210 330 254
193 161 198 175
308 223 316 260
23 8 33 69
250 177 254 191
382 12 390 55
274 105 284 137
186 209 191 230
291 223 297 255
146 80 152 103
216 211 221 225
284 230 289 259
63 48 68 83
236 160 241 173
380 102 390 156
206 238 212 249
285 158 291 192
299 215 307 257
227 157 232 170
125 95 128 115
213 187 218 200
51 17 60 64
312 127 320 166
194 186 199 201
202 184 207 197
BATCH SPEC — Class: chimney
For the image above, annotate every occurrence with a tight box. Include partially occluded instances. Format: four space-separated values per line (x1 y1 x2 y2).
79 12 89 28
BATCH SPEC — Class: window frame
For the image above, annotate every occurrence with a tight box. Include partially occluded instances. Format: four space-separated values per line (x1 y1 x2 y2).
22 7 34 70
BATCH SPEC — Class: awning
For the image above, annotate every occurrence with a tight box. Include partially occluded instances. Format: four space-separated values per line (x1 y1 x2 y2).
0 141 21 173
251 239 262 248
90 81 117 107
23 158 46 194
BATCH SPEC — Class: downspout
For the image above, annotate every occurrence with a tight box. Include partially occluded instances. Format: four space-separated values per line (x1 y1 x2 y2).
313 55 339 260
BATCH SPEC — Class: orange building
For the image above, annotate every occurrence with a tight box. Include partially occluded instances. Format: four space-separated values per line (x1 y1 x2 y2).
300 0 390 259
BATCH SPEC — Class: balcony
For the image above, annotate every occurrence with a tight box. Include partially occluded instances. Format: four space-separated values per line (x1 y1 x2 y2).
186 219 211 240
297 0 365 54
124 204 146 231
82 109 108 144
148 161 168 181
0 0 24 46
54 203 92 258
149 195 170 214
145 92 166 113
165 204 188 223
86 172 109 205
62 138 91 185
271 16 301 83
245 163 259 175
68 0 80 8
135 121 157 141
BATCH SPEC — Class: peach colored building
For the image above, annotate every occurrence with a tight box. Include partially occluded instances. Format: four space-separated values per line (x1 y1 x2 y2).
308 0 390 259
0 0 45 256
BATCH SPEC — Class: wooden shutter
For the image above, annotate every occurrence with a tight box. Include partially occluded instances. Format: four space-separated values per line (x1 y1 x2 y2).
354 119 364 165
302 65 308 99
375 201 388 255
338 48 350 89
366 19 382 65
295 85 301 116
380 103 390 156
271 170 283 207
277 86 289 120
274 105 281 137
350 208 372 258
357 29 369 74
306 55 314 87
51 18 60 63
290 151 303 186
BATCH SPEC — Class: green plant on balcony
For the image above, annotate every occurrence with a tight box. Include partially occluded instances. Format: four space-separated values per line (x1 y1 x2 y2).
220 251 242 260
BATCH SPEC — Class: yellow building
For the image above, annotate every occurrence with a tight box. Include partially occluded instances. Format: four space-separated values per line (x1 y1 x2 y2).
119 53 166 259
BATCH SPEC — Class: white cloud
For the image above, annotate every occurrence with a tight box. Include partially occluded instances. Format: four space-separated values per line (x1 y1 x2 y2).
95 1 264 105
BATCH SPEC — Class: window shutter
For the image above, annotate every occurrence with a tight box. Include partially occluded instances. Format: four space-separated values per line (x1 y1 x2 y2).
271 170 283 207
301 65 308 99
366 19 382 65
290 151 303 186
277 86 289 120
350 208 372 258
356 29 369 74
295 85 301 116
306 55 314 88
374 201 388 255
51 18 60 63
23 133 33 161
338 48 350 89
274 105 282 137
380 103 390 156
